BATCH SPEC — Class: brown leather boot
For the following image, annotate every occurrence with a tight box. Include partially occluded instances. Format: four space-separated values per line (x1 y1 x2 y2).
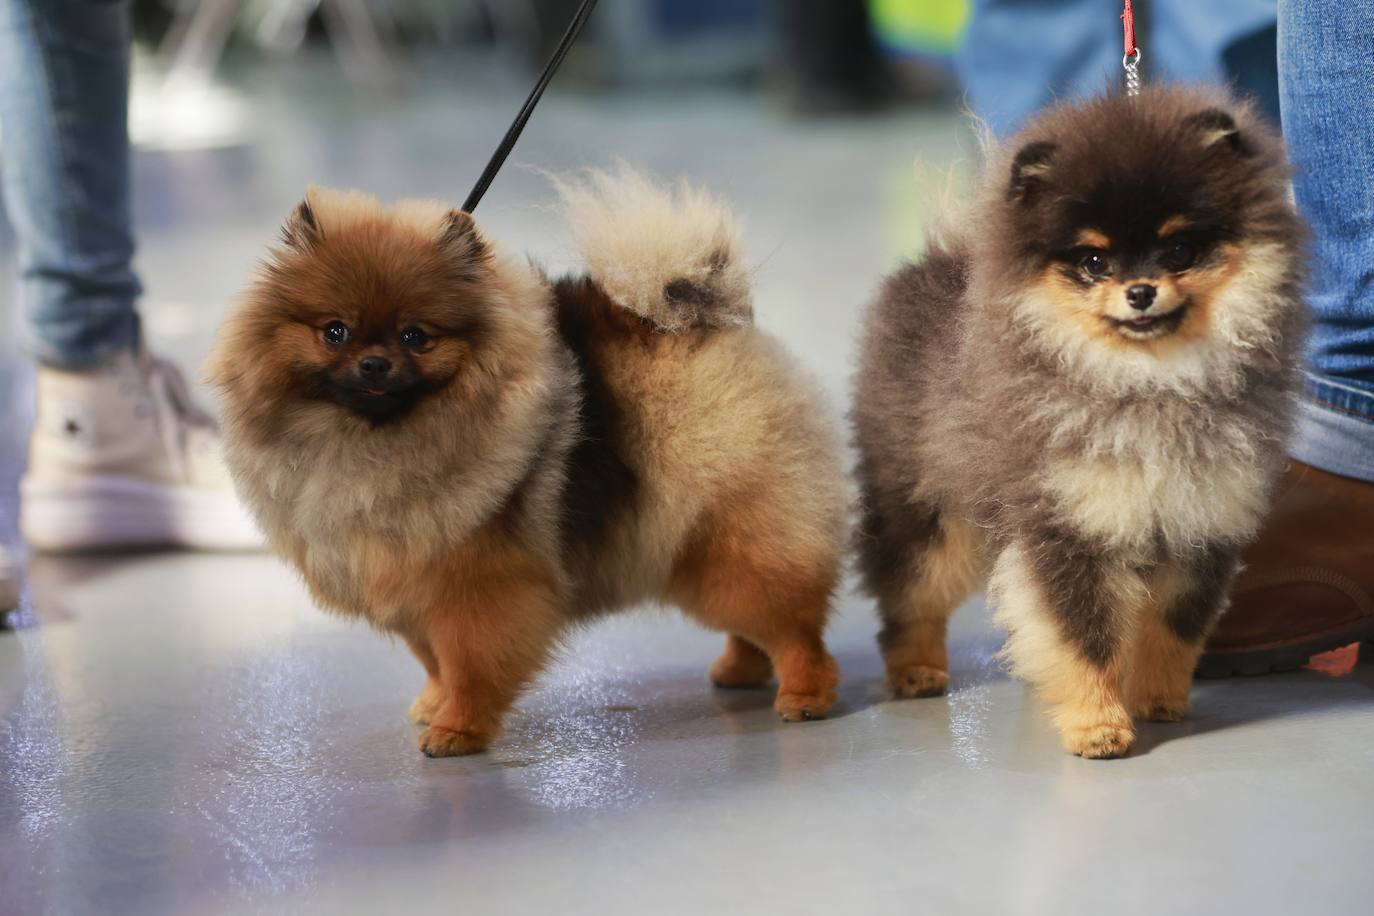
1198 460 1374 676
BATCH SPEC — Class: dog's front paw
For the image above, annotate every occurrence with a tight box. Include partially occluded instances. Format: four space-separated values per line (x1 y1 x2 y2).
418 725 491 758
1062 723 1136 759
887 664 950 699
774 689 837 722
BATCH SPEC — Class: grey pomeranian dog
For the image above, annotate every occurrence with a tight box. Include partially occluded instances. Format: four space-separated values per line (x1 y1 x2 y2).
852 88 1307 758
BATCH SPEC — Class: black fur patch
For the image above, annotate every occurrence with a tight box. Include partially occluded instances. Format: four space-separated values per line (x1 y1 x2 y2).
663 278 715 308
552 276 640 561
1028 525 1121 668
1164 544 1240 642
855 480 943 645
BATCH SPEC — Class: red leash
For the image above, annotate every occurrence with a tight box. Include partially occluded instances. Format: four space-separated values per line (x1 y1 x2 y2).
1121 0 1138 58
1121 1 1141 96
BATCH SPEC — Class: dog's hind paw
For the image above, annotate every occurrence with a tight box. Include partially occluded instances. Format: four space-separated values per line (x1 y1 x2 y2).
408 678 445 725
710 641 773 689
887 664 950 699
1136 699 1190 723
418 725 491 758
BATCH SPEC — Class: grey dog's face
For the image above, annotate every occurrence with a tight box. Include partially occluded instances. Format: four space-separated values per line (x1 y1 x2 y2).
1002 105 1282 355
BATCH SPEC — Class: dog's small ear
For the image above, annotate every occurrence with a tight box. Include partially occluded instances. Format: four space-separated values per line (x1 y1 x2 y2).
439 210 486 262
1184 108 1249 156
1008 140 1057 204
281 198 322 251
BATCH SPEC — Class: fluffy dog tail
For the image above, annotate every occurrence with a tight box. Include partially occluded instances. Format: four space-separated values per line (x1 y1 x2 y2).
554 166 753 332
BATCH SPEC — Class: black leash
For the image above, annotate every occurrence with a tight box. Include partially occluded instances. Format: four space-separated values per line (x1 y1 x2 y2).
462 0 600 213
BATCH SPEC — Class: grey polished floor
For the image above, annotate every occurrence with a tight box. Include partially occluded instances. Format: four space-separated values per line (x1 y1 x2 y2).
2 55 1372 916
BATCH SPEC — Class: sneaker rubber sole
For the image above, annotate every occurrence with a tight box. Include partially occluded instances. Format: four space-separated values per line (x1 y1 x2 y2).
20 474 263 553
1195 621 1374 678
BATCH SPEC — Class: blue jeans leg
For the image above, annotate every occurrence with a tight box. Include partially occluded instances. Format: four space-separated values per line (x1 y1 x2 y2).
957 0 1280 137
1279 0 1374 482
0 0 141 368
955 0 1119 137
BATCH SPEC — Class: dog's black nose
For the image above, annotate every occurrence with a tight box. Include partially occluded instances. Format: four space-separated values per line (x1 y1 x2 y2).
1126 283 1157 311
358 356 391 378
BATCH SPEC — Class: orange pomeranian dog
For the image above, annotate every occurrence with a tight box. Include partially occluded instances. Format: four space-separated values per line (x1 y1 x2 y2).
208 168 847 756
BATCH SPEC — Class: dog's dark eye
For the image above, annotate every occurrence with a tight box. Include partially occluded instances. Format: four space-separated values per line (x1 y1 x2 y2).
1079 252 1111 278
399 327 430 350
323 321 351 346
1161 241 1196 272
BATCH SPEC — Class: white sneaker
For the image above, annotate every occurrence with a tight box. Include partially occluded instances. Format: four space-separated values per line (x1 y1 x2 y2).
19 346 263 552
0 543 18 611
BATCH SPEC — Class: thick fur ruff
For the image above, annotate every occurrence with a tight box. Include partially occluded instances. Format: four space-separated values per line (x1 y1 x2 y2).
209 169 846 756
852 87 1307 758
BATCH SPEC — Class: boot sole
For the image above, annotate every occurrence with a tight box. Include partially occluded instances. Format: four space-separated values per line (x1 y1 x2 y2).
1196 621 1374 678
20 475 263 553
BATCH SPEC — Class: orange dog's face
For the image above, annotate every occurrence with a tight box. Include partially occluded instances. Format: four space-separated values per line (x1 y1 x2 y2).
242 198 495 425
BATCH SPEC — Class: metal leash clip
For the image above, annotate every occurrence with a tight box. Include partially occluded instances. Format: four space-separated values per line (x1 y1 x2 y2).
1124 48 1142 97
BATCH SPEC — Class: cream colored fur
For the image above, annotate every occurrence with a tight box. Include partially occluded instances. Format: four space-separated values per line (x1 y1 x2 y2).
552 166 753 330
1008 242 1292 399
580 327 849 614
1041 452 1270 555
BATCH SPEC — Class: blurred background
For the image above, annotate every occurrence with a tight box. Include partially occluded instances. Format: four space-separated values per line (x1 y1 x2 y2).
0 0 978 552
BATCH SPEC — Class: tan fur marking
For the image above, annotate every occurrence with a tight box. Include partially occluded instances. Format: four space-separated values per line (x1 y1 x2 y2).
1169 244 1242 346
1157 215 1192 237
1037 269 1132 352
1075 228 1111 249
